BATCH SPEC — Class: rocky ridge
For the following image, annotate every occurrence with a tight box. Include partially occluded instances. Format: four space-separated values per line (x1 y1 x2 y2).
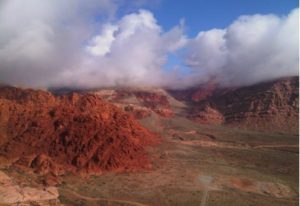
0 86 159 175
93 88 174 118
185 77 299 133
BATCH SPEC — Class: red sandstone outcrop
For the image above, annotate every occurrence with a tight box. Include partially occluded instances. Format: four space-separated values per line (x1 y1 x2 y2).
0 86 159 175
189 104 224 124
187 77 299 133
94 89 174 118
124 105 152 119
167 80 217 103
132 91 170 109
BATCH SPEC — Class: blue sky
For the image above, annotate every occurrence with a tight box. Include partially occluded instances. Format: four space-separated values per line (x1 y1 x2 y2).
138 0 299 37
141 0 298 72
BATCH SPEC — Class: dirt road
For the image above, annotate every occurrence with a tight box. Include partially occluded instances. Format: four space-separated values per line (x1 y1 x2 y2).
61 188 149 206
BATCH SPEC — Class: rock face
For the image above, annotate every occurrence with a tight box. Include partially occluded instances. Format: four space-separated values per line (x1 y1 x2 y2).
167 80 217 103
94 89 174 118
190 104 225 125
0 171 61 205
124 105 152 119
0 86 159 175
93 77 298 133
186 77 299 133
133 91 170 109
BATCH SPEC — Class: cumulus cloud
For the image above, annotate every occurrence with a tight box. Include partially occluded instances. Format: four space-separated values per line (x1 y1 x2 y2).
184 8 299 87
86 24 118 56
0 1 186 88
0 0 119 87
0 0 298 89
56 9 186 88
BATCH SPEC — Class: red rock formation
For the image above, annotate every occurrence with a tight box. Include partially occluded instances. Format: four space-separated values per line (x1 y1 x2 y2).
0 86 159 175
189 104 224 124
188 77 299 133
133 91 170 109
153 108 174 118
95 89 173 118
191 80 217 102
124 105 152 119
167 80 217 103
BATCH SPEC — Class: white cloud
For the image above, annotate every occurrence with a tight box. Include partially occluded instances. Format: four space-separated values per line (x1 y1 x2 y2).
0 1 186 88
0 0 298 89
86 24 118 56
0 0 119 87
184 8 299 87
56 9 186 88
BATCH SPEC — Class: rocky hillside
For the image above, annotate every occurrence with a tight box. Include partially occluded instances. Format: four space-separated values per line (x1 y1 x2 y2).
93 88 175 118
186 77 299 133
0 86 159 175
92 77 298 134
168 80 218 102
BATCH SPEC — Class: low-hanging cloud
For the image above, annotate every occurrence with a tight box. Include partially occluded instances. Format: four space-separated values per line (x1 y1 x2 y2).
0 0 298 89
184 8 299 87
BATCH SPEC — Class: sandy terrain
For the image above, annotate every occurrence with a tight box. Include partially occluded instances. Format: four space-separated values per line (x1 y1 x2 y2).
0 171 61 205
56 118 298 206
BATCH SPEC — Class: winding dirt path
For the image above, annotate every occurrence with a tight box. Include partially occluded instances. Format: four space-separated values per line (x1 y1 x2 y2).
61 188 148 206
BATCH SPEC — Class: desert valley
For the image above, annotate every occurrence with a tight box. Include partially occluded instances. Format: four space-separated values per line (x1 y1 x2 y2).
0 1 299 205
0 76 298 206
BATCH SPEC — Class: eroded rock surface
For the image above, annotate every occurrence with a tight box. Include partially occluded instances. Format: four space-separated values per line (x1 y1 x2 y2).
0 171 61 205
0 86 159 175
